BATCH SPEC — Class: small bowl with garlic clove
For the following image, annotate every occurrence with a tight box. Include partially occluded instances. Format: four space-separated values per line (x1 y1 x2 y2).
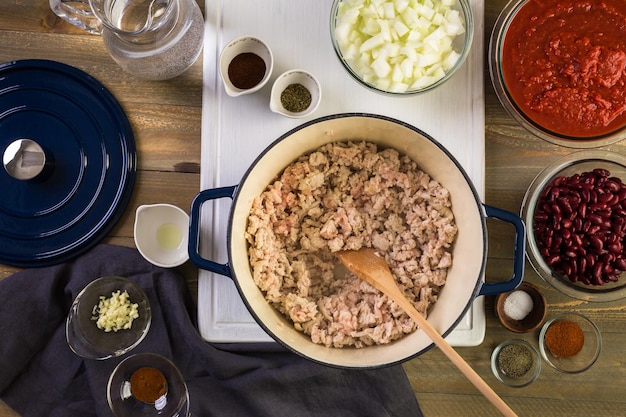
66 276 152 360
495 282 547 333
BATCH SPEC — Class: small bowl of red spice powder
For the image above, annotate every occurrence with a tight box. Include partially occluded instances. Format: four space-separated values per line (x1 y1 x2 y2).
490 0 626 148
539 312 602 374
107 353 189 417
219 35 273 97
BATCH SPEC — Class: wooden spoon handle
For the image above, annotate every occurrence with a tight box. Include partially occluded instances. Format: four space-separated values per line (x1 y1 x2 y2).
393 293 517 417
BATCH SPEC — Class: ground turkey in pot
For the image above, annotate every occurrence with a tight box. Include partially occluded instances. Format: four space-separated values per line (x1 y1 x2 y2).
245 141 457 348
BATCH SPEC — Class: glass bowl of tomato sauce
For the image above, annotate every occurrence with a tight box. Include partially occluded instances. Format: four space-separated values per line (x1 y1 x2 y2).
490 0 626 148
521 150 626 302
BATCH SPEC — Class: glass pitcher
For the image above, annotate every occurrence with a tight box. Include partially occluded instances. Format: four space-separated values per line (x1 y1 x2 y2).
50 0 204 80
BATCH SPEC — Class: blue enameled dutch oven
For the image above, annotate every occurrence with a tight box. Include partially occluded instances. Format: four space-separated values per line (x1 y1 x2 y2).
188 113 525 369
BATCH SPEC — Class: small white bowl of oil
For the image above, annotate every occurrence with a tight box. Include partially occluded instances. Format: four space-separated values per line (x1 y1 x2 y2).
134 204 189 268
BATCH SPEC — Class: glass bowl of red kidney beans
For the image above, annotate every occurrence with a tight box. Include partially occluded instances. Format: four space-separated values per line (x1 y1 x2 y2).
521 150 626 301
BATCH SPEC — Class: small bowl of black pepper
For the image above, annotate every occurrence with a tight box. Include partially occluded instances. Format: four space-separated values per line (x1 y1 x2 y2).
491 339 541 388
270 69 321 118
219 36 273 97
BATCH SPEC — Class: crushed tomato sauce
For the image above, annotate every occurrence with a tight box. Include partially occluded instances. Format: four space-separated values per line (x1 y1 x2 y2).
502 0 626 138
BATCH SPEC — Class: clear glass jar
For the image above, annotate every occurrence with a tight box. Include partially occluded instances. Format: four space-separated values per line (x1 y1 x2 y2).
50 0 204 80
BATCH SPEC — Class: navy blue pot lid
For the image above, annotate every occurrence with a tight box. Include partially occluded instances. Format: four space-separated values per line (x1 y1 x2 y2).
0 60 136 267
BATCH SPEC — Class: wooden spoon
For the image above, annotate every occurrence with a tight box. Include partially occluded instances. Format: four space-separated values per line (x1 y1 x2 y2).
336 248 517 417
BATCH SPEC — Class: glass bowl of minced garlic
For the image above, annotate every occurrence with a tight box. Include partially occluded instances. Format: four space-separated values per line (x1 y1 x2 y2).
66 276 152 359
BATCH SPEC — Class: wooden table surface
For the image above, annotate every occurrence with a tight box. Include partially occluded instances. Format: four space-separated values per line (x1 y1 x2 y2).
1 1 625 416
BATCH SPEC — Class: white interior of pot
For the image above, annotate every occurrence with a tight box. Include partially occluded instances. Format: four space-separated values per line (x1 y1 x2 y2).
229 115 485 368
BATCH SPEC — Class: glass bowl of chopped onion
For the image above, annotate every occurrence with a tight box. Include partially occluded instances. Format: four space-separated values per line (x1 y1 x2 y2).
521 150 626 302
330 0 473 95
66 276 152 360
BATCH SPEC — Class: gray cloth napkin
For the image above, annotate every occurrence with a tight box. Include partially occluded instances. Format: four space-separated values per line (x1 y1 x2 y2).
0 244 423 417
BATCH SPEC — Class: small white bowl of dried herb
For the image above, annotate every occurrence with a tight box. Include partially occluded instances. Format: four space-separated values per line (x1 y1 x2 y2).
270 69 321 118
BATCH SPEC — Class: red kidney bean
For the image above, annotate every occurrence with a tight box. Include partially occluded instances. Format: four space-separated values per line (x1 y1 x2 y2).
588 213 603 224
561 228 572 239
581 188 591 203
594 168 611 176
590 236 604 251
546 254 561 265
533 168 626 286
573 217 583 232
573 233 583 246
592 262 604 284
606 179 621 192
599 192 613 204
587 225 600 236
558 197 573 214
549 186 560 201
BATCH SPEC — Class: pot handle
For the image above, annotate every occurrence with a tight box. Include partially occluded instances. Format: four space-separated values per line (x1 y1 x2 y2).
188 186 237 278
478 204 526 296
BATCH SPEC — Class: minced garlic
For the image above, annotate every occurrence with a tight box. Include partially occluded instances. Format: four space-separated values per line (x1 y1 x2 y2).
92 290 139 332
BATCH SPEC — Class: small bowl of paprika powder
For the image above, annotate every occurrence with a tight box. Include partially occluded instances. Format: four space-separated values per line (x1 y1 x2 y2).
539 312 602 374
219 35 273 97
107 352 189 417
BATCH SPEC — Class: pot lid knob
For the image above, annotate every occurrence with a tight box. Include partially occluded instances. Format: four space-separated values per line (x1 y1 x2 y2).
3 139 47 180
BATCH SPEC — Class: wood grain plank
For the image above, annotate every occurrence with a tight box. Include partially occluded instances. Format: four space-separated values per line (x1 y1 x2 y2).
0 30 203 109
1 1 626 416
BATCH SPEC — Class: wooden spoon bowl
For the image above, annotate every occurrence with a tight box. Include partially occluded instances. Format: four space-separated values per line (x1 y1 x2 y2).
337 248 517 417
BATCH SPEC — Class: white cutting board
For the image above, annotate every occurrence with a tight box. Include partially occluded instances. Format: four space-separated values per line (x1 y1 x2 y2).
199 0 486 345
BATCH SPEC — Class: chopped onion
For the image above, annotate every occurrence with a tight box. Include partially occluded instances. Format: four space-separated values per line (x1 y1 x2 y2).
334 0 467 92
